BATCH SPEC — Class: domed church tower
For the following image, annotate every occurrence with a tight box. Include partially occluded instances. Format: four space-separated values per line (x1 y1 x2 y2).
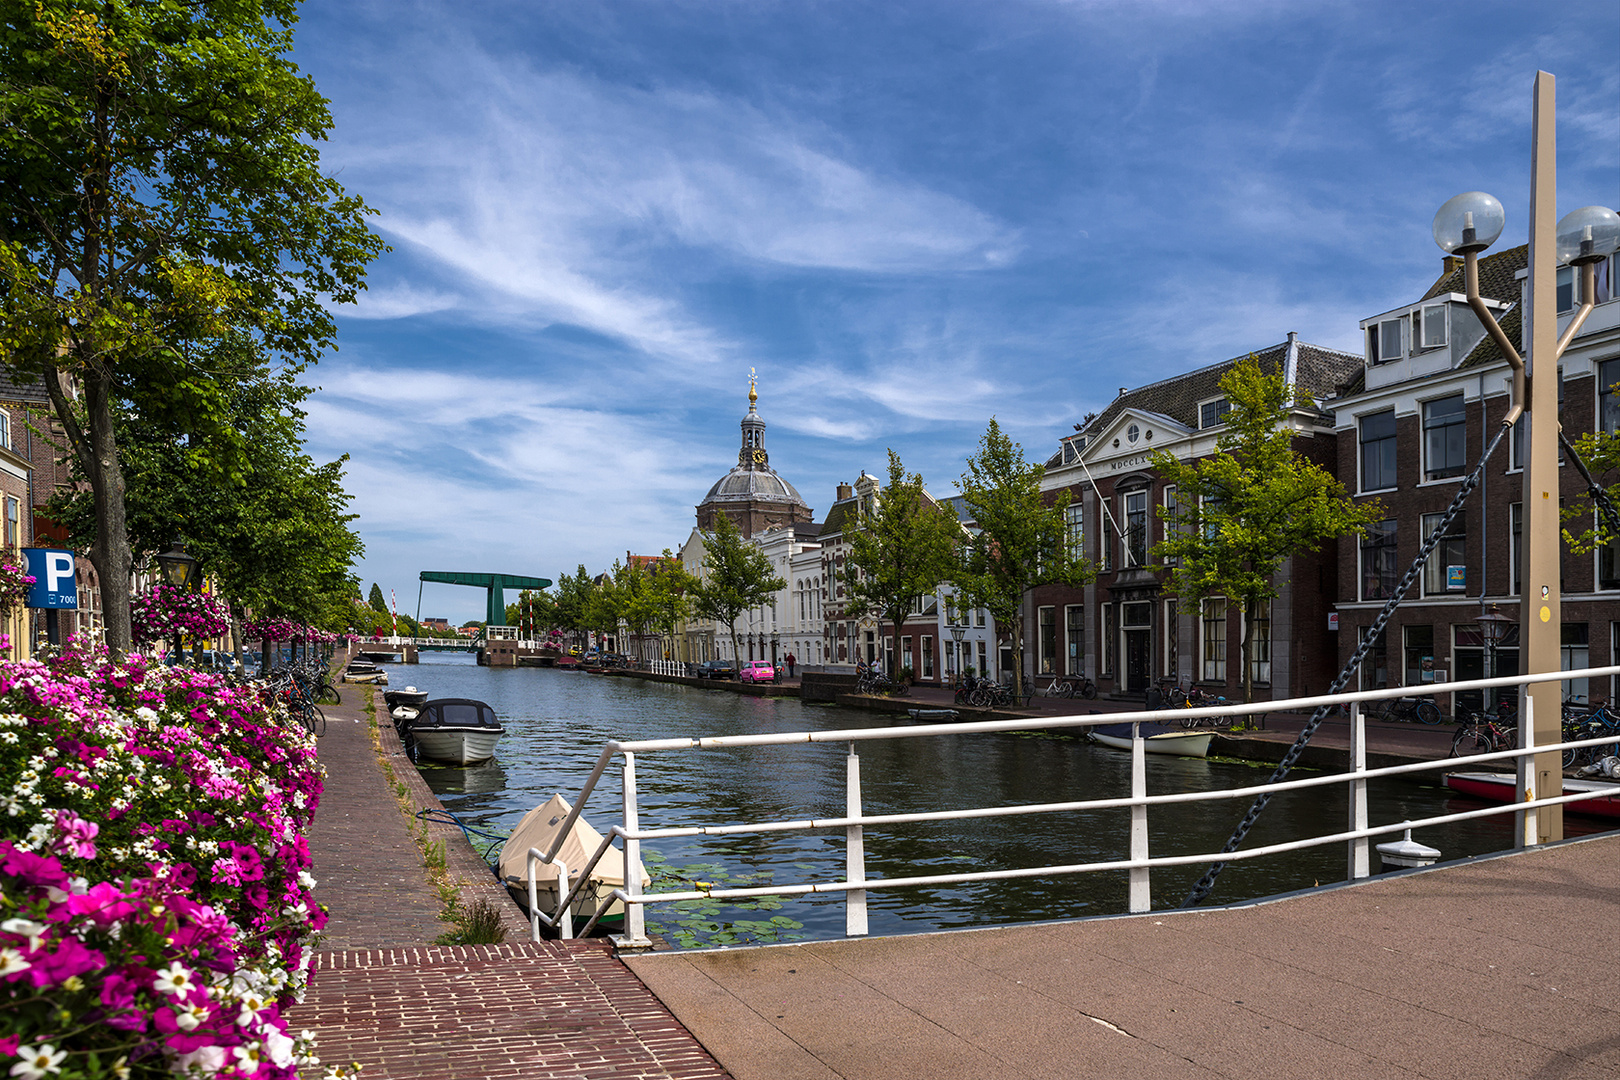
696 373 813 537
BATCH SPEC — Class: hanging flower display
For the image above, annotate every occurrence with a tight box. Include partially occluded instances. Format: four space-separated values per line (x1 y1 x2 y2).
129 585 231 644
0 650 345 1077
242 616 301 644
0 560 36 616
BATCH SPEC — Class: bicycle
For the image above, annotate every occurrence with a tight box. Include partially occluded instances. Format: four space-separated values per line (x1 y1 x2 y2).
1374 695 1442 725
1450 708 1515 758
1041 675 1096 699
1154 678 1188 709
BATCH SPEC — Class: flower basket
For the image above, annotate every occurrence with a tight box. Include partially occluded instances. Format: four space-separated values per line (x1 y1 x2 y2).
0 561 35 616
130 585 231 644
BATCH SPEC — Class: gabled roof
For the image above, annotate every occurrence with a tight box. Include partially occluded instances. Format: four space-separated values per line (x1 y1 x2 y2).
818 497 859 539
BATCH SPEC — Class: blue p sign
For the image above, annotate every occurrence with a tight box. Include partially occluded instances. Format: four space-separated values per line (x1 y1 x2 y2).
23 548 78 609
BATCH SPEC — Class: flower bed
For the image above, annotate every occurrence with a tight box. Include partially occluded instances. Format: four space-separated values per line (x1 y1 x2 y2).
0 650 341 1078
130 586 232 645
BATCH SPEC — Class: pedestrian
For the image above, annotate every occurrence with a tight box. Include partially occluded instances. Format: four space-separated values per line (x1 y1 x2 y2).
785 651 796 678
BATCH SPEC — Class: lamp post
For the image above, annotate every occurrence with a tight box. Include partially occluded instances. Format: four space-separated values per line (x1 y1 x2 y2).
154 540 200 665
1476 607 1515 711
950 622 966 677
1433 71 1620 844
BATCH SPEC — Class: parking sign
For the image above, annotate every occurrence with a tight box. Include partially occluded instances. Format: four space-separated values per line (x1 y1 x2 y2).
23 548 78 609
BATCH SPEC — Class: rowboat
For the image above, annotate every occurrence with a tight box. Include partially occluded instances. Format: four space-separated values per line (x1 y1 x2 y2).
496 793 649 930
1089 721 1213 758
1444 771 1620 818
401 698 503 766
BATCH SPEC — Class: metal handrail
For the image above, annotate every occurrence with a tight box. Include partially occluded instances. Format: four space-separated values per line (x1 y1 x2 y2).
550 664 1620 946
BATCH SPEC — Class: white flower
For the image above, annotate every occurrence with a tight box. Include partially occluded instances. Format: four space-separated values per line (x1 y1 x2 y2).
0 919 45 951
152 963 195 996
8 1043 66 1079
0 948 31 976
173 1046 226 1076
174 1001 210 1031
263 1029 296 1068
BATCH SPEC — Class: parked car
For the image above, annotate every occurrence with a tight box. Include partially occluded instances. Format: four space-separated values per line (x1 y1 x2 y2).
739 660 781 685
695 659 736 680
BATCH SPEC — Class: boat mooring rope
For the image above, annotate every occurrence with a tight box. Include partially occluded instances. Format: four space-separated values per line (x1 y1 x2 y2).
414 808 509 862
1181 420 1513 908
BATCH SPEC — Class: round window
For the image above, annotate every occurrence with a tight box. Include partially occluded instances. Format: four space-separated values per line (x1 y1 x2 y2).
1126 423 1140 444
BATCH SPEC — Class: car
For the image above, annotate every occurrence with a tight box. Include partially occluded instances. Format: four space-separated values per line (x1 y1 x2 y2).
695 659 736 680
739 660 781 685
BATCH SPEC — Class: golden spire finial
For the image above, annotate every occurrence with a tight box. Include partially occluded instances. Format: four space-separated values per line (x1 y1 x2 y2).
748 366 758 405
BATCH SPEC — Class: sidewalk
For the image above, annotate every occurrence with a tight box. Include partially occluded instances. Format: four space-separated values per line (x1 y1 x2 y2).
287 682 732 1080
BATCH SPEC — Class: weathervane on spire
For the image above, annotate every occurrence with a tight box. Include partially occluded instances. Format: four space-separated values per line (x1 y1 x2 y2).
749 366 758 405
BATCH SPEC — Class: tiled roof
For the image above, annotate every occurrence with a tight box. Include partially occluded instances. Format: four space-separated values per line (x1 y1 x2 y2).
1458 302 1522 371
818 498 858 539
0 370 50 405
1422 244 1526 305
1053 339 1362 465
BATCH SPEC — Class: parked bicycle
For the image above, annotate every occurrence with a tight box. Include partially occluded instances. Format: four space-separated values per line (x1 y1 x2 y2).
1041 675 1098 700
1374 695 1442 725
968 682 1021 709
1450 707 1515 758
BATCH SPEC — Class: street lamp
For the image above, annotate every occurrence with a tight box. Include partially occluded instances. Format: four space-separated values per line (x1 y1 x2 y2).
1433 71 1620 845
1476 607 1515 710
154 539 200 592
950 622 966 677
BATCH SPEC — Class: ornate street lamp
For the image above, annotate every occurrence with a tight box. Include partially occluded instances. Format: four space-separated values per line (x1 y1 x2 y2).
950 622 966 676
1476 607 1516 709
154 539 200 592
1433 71 1620 844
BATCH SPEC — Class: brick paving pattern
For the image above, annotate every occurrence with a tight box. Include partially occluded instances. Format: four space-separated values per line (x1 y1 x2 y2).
290 658 731 1079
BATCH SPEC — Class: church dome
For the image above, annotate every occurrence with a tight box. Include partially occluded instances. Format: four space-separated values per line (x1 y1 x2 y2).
703 466 807 506
695 377 813 537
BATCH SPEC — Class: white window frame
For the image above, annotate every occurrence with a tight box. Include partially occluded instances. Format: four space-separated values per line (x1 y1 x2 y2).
1161 485 1178 567
1123 490 1147 567
1198 396 1230 430
1420 303 1449 350
1200 597 1226 682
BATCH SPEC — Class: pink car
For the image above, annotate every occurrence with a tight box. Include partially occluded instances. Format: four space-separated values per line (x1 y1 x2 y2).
739 660 781 684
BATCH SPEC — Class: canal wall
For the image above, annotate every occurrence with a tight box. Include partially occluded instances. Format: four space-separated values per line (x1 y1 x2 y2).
611 668 802 698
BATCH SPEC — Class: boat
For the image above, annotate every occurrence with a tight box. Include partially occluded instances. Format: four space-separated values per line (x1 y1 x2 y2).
384 686 429 709
496 793 649 930
344 660 389 685
1088 721 1213 758
400 698 503 765
1444 771 1620 818
907 708 960 720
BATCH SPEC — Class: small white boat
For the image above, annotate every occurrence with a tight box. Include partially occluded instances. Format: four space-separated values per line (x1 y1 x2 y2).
497 793 649 929
1089 721 1213 758
403 698 503 765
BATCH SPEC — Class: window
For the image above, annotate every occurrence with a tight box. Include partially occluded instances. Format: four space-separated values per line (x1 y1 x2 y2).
1065 502 1084 561
2 497 16 549
1201 598 1226 682
1100 603 1115 676
1421 511 1467 595
1361 520 1398 601
1423 394 1467 480
1601 357 1620 436
1369 318 1404 363
1250 602 1271 685
1404 625 1435 687
976 607 986 628
977 640 988 680
1200 398 1231 429
1512 503 1524 595
1066 605 1084 676
1360 410 1397 491
0 409 9 451
901 636 911 672
1038 607 1056 675
1123 491 1147 566
1562 624 1589 703
1101 515 1113 572
1420 304 1448 349
1163 598 1178 678
1558 265 1575 314
1161 486 1178 566
1360 627 1387 690
922 636 933 679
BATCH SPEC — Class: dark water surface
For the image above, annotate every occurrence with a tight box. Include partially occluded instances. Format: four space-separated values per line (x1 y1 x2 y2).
387 655 1607 945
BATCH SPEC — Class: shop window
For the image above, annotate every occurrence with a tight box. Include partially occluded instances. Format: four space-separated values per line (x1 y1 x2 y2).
1360 626 1387 691
1403 625 1436 687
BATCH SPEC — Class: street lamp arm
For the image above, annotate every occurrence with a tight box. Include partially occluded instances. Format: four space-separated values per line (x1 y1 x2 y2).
1553 261 1599 360
1464 251 1525 428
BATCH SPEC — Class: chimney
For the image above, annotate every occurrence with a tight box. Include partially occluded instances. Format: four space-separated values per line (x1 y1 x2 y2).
1118 387 1127 397
1284 331 1299 393
836 482 853 500
1444 255 1463 276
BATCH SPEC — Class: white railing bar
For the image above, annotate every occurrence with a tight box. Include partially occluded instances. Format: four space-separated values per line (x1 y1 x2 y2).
525 849 572 941
607 665 1620 755
541 743 620 864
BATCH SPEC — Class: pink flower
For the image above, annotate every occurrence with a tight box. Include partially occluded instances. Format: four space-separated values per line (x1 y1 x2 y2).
25 936 106 988
52 809 99 859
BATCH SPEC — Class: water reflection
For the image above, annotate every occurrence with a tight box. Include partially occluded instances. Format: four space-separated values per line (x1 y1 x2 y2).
395 655 1610 944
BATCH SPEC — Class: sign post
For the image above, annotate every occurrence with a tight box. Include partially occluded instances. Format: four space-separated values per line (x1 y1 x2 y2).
23 548 78 647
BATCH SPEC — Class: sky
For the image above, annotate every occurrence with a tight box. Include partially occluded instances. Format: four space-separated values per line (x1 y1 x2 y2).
288 0 1620 625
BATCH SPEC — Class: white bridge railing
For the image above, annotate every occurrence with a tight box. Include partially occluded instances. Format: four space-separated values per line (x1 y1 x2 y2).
526 666 1620 947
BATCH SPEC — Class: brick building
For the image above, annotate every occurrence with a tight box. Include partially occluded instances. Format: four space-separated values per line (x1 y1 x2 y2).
1329 243 1620 713
1030 335 1361 701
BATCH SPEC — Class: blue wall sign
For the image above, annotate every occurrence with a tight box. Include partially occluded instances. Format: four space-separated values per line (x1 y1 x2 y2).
1446 565 1466 592
23 548 78 609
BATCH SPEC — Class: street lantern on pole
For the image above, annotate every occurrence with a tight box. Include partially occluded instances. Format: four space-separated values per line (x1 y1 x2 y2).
154 539 199 592
950 621 966 677
1475 607 1516 709
1433 71 1620 844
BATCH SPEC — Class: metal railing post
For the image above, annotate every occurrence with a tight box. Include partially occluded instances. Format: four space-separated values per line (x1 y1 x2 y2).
1348 703 1369 880
846 742 868 936
1128 722 1150 912
1517 693 1538 848
617 751 652 947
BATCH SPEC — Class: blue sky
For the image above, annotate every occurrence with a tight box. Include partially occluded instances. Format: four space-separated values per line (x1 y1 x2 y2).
290 0 1620 625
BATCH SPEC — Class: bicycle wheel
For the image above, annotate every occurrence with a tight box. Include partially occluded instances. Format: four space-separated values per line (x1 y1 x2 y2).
1164 688 1188 708
968 687 990 708
1178 714 1201 730
1042 680 1061 697
316 681 341 705
308 705 327 738
1080 680 1097 700
1451 729 1489 758
1416 701 1442 726
954 688 970 705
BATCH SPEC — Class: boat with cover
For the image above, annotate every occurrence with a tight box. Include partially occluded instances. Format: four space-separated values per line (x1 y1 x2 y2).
1089 721 1213 758
385 686 431 730
344 660 389 685
496 793 650 930
401 698 503 766
1444 771 1620 818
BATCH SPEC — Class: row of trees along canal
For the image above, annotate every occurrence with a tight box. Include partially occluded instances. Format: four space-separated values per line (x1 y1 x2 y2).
0 3 388 654
508 355 1386 704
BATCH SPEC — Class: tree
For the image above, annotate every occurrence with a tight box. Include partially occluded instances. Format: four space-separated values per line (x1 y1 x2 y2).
643 551 698 659
845 450 963 678
553 566 594 649
0 1 383 654
1152 354 1384 704
691 512 785 666
368 584 388 614
956 418 1093 700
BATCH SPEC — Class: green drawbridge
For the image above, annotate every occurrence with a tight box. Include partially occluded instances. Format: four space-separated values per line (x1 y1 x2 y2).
417 571 552 627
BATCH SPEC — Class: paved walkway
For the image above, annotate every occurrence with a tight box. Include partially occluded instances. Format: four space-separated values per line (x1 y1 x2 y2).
287 679 732 1080
628 833 1620 1080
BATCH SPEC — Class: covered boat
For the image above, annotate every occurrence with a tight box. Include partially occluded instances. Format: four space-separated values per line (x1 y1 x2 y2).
1444 771 1620 818
1089 721 1213 758
497 793 649 930
402 698 503 765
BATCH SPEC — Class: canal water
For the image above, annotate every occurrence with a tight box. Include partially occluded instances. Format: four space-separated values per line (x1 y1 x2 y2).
387 655 1607 948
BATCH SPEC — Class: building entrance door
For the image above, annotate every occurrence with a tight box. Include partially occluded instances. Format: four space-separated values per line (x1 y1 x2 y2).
1121 602 1153 693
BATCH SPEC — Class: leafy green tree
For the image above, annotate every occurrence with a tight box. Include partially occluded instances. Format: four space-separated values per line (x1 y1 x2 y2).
845 450 963 678
956 418 1093 700
583 567 623 652
0 0 383 653
368 584 388 614
553 565 594 648
644 551 698 659
692 512 785 667
1152 354 1384 704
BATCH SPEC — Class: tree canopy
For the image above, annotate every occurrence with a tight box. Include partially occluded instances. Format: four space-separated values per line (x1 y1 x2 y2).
691 512 785 667
845 450 962 678
0 0 383 652
1152 354 1383 702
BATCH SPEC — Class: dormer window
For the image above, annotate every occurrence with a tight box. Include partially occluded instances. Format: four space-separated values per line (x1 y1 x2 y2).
1369 317 1405 363
1199 398 1230 429
1420 304 1448 349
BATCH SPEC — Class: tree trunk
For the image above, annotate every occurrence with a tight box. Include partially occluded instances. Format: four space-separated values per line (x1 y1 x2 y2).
1009 611 1025 702
83 371 133 656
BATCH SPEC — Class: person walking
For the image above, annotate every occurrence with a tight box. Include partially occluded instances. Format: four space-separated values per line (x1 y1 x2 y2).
785 651 796 678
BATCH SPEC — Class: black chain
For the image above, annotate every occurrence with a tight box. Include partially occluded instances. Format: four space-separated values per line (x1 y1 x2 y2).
1180 420 1513 908
1558 428 1620 540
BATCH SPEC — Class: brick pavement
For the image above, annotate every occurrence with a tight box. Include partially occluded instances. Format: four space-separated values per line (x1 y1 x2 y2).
290 667 732 1080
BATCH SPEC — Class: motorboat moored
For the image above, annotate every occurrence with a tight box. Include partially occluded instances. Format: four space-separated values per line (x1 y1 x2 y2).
401 698 503 765
496 793 649 931
1089 721 1213 758
1444 771 1620 818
